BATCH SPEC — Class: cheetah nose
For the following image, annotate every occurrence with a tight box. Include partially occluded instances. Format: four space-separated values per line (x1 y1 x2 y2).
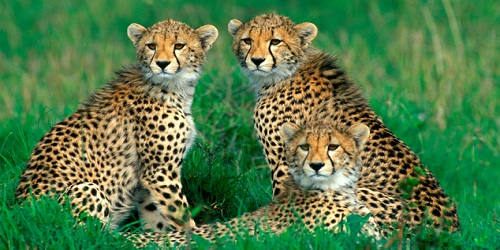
251 58 265 66
309 162 325 172
156 60 171 70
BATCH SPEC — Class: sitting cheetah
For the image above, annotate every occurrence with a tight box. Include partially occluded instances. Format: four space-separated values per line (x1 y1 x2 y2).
227 14 459 232
126 121 385 247
15 19 218 232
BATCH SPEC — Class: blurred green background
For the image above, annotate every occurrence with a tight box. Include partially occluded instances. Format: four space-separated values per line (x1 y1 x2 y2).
1 0 498 249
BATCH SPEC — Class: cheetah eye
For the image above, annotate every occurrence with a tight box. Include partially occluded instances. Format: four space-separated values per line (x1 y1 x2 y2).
174 43 185 50
299 144 309 151
270 39 282 45
328 144 339 151
242 38 252 45
147 43 156 50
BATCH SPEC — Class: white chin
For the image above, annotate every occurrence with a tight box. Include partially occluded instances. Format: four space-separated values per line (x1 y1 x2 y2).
310 175 329 182
150 72 178 84
251 69 272 76
155 72 176 79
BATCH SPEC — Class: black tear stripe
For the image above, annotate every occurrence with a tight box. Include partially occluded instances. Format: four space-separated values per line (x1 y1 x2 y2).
327 134 336 173
243 28 255 65
148 48 156 69
243 45 252 67
301 152 308 172
267 29 276 68
328 154 335 173
171 34 181 72
173 46 181 72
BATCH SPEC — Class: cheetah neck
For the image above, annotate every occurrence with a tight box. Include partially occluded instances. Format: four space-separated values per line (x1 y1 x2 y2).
142 68 199 112
142 60 197 85
148 72 198 95
243 66 299 93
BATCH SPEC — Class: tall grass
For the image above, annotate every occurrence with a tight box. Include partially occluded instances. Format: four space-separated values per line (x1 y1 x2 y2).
1 0 498 248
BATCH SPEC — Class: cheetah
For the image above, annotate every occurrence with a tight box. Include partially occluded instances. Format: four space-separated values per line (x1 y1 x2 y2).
228 13 459 232
15 19 218 232
126 121 385 247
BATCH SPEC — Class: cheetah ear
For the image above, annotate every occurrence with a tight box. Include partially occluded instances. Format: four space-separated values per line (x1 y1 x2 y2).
279 122 301 144
127 23 147 45
348 124 370 151
294 22 318 49
196 25 219 52
228 19 243 37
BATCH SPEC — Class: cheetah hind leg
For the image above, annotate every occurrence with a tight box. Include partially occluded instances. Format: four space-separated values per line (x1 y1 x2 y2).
57 182 112 229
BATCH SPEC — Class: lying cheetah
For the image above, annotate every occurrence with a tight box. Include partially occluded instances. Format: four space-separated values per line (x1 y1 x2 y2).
282 121 405 236
15 19 218 232
126 121 384 247
228 14 459 232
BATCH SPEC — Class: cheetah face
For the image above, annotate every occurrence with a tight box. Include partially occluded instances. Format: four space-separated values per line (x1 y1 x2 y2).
128 20 218 86
228 14 317 87
280 122 370 191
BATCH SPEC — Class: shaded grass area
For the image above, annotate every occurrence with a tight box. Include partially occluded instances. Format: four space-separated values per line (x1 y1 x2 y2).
1 0 498 248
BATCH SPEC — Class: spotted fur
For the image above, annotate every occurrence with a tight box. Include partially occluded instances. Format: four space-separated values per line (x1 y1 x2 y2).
228 13 459 232
125 122 382 247
15 19 218 232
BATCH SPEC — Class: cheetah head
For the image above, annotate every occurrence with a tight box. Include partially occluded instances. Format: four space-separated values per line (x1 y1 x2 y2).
128 19 218 87
228 14 317 88
280 121 370 192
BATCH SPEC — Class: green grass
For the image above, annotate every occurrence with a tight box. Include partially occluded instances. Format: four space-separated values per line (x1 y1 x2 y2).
1 0 498 248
